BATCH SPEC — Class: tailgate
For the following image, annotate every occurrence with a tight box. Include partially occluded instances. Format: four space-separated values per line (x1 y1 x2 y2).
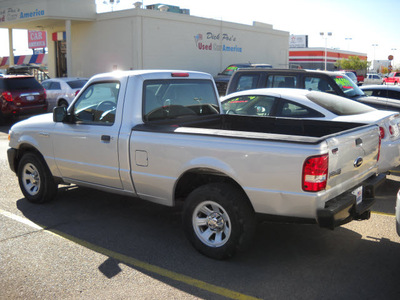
326 124 379 189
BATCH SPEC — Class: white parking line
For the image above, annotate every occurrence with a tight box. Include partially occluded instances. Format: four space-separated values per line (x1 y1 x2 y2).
0 209 43 230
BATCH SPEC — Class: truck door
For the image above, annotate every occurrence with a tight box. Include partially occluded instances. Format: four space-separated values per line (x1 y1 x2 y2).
52 81 123 189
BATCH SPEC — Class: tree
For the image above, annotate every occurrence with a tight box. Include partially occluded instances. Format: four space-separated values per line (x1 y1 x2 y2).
335 56 370 74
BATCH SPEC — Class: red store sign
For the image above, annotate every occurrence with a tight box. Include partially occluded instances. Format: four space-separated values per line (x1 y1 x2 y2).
28 30 47 49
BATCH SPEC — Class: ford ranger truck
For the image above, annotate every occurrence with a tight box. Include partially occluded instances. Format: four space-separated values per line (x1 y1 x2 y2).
7 70 385 259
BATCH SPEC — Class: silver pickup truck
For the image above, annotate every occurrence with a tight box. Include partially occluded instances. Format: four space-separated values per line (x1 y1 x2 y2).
7 70 385 259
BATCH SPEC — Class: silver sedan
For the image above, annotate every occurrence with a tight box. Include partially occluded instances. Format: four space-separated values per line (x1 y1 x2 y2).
42 77 88 111
221 88 400 174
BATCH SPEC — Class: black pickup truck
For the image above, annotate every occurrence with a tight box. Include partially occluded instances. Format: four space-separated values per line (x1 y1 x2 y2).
225 69 400 112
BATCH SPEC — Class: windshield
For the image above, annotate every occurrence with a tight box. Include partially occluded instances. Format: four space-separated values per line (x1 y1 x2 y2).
307 91 375 116
330 74 364 98
220 65 243 76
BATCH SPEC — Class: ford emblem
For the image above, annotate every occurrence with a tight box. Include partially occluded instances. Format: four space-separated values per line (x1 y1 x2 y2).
353 157 363 168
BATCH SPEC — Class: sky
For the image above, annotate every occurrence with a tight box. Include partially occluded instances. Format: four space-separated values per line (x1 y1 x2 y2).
1 0 399 66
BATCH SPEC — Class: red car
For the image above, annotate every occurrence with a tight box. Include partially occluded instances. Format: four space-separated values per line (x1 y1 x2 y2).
0 75 48 124
383 72 400 85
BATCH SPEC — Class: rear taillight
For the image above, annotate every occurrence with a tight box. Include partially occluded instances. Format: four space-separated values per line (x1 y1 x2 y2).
379 126 385 139
389 125 395 136
2 91 13 102
75 90 80 96
302 154 328 192
377 132 382 161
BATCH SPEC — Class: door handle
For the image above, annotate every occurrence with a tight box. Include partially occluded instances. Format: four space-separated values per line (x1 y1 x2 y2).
101 135 111 142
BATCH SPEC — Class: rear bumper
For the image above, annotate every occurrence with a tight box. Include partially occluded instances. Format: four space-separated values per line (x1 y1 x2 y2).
2 102 48 117
317 173 386 229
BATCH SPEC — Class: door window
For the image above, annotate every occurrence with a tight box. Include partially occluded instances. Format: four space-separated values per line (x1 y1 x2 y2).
73 81 120 125
236 74 260 91
275 99 324 118
222 95 275 116
266 75 296 88
305 77 335 93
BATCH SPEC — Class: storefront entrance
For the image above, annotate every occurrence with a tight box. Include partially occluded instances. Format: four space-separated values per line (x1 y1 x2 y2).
55 40 67 77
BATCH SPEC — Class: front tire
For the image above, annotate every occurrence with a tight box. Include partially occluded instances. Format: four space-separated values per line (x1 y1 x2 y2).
17 153 58 203
183 183 256 259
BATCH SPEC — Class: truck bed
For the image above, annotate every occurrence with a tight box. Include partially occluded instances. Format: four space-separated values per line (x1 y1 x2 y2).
134 114 370 144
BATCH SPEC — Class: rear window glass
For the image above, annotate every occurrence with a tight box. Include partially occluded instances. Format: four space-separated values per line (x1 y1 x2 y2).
143 79 219 121
4 77 42 90
306 91 375 116
330 75 364 97
67 80 88 89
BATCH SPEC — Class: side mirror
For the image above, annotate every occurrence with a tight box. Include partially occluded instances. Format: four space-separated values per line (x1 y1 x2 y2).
53 106 67 122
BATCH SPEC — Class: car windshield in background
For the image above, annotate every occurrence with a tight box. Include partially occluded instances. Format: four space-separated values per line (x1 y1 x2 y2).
331 74 364 98
5 77 43 90
306 91 375 116
220 65 242 76
67 80 88 89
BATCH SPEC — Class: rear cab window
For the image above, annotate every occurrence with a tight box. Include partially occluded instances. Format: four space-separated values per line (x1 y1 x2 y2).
143 79 219 122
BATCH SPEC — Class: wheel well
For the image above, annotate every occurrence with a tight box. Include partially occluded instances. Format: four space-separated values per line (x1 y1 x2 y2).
175 168 251 205
58 98 68 106
13 145 41 170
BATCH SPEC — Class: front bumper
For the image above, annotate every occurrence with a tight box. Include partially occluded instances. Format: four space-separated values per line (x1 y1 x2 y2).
317 173 386 229
7 147 17 173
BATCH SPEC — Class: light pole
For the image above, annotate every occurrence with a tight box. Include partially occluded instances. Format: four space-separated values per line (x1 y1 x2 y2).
320 32 332 71
391 48 397 68
372 44 378 71
345 37 352 50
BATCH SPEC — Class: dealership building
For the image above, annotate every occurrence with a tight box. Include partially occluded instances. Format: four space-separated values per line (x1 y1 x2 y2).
0 0 290 78
288 34 368 71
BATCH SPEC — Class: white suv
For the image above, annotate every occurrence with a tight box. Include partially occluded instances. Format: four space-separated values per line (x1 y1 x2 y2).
364 73 383 85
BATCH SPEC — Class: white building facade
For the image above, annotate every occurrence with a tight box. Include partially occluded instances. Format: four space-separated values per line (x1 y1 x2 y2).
0 0 289 78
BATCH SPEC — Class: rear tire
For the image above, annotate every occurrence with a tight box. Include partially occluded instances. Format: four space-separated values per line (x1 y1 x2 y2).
17 153 58 203
182 182 256 259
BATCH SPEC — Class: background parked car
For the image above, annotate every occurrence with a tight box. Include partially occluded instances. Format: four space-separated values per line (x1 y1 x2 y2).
221 88 400 173
0 75 47 124
364 73 383 85
214 63 272 95
226 69 400 113
360 85 400 101
41 77 88 111
383 72 400 85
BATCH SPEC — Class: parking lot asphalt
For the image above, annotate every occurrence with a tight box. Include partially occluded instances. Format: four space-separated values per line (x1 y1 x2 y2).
1 122 400 299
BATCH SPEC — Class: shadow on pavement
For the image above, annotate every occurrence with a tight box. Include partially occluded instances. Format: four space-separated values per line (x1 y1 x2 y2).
16 185 400 299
